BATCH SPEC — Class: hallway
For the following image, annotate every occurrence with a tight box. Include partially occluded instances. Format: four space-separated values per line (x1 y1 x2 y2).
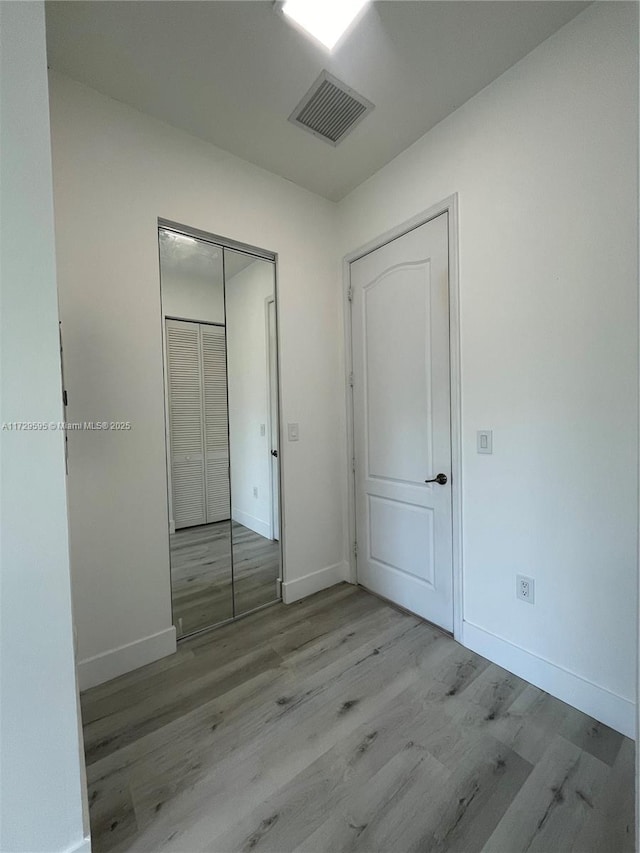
81 584 634 852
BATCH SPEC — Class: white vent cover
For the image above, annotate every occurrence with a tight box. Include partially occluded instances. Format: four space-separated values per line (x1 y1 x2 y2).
289 71 374 146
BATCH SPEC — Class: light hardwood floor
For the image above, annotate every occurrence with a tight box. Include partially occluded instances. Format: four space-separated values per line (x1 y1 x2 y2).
170 521 280 637
81 584 634 853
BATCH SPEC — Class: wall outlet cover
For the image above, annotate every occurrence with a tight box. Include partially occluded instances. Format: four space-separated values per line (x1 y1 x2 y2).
517 574 535 604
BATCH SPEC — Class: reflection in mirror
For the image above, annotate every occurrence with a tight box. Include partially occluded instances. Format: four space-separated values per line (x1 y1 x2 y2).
159 229 233 637
224 249 281 616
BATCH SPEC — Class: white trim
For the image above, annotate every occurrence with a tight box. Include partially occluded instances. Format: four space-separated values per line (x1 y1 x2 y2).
161 311 175 554
77 626 177 691
341 257 357 585
282 561 350 604
463 620 635 739
265 294 279 542
232 507 271 540
62 837 91 853
265 294 274 542
342 194 463 640
273 255 286 592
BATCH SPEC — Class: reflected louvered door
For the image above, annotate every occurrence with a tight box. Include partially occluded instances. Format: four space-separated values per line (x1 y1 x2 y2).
166 319 206 529
200 325 231 522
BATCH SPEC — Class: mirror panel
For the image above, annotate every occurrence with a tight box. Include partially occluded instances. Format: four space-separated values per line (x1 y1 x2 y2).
159 229 233 637
224 249 281 616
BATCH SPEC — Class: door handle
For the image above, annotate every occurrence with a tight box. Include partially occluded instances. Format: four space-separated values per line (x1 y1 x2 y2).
425 473 447 485
271 449 278 458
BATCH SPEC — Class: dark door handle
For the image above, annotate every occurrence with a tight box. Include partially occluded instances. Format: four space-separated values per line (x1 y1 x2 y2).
425 473 447 485
271 449 278 458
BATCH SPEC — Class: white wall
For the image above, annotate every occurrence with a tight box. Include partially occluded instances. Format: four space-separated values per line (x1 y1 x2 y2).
226 258 275 538
339 2 638 736
49 72 346 688
161 270 225 324
0 4 89 851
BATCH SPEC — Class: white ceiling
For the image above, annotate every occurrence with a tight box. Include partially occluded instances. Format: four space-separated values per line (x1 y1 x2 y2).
45 1 589 201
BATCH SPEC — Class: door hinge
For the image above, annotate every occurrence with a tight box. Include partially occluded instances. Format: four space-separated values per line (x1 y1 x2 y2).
353 541 358 557
349 372 354 388
347 285 353 302
352 457 356 473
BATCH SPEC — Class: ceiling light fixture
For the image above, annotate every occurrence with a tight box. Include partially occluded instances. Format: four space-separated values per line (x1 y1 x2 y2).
281 0 369 51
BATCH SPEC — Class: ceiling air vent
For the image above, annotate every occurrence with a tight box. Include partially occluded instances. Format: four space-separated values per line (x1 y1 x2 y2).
289 71 374 146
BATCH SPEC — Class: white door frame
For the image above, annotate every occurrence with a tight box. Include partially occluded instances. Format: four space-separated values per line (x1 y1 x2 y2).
265 294 280 542
342 194 463 641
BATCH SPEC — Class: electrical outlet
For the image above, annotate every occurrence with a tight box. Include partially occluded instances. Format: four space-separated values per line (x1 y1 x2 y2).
517 575 535 604
253 486 258 498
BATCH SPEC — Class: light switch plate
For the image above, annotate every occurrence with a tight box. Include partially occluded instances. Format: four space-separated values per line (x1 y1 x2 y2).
288 422 299 442
477 430 493 454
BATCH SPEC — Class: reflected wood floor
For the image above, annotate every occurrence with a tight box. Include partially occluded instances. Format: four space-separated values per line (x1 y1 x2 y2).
170 521 280 637
81 584 634 853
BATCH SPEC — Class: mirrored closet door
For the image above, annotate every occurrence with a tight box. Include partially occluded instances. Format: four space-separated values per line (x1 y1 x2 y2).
159 226 281 639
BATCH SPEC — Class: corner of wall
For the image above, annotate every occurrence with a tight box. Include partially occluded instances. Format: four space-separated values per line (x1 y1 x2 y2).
462 621 636 738
282 560 351 604
63 837 92 853
77 626 177 691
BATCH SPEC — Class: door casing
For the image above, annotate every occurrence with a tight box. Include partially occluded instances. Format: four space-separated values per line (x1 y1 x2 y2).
265 295 280 543
342 194 463 641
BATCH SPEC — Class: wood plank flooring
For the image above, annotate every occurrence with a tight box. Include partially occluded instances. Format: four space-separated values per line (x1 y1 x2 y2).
81 584 635 853
170 521 280 637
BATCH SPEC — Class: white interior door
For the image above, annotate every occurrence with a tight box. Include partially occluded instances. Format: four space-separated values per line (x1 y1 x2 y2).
201 324 231 523
351 213 453 631
166 319 206 529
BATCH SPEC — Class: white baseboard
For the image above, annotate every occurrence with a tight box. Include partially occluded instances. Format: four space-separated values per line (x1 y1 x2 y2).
63 836 91 853
462 620 635 739
232 507 271 540
77 626 177 691
282 561 350 604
